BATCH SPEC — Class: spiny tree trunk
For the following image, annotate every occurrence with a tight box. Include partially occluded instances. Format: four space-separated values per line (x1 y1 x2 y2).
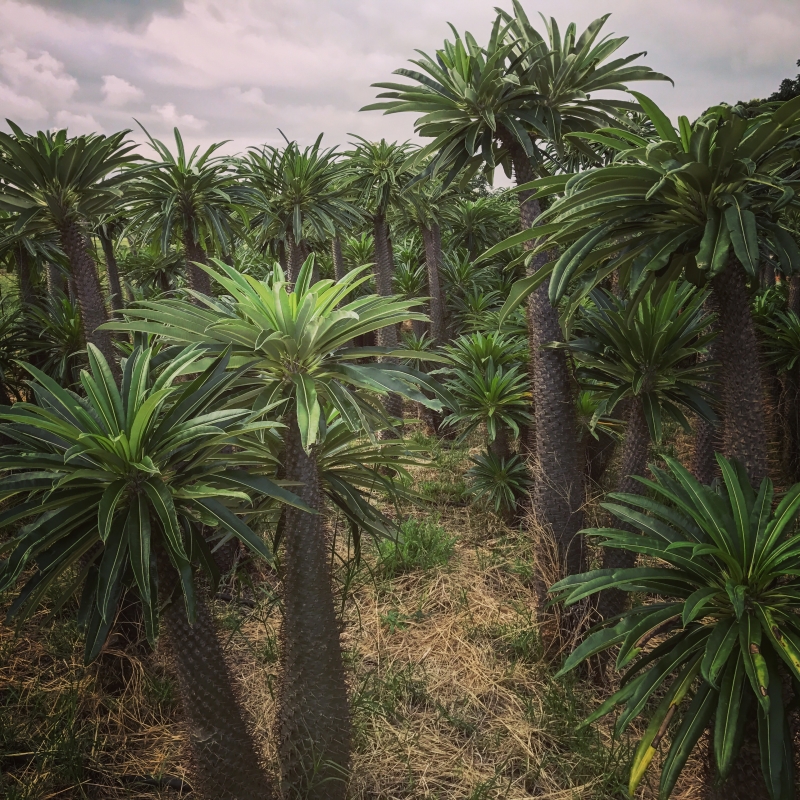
421 223 447 345
584 428 616 488
488 424 512 462
692 294 722 485
789 274 800 316
332 235 346 282
160 571 274 799
782 361 800 482
507 140 585 578
278 414 350 800
15 243 35 305
596 396 650 621
45 262 65 299
183 230 212 296
287 231 308 286
98 229 124 312
373 213 403 433
58 219 117 369
711 260 769 483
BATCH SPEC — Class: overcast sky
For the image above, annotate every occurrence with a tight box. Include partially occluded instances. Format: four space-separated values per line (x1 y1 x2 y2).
0 0 798 157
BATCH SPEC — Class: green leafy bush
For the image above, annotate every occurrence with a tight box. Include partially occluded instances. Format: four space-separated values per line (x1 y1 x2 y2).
552 455 800 798
467 451 532 515
376 516 456 577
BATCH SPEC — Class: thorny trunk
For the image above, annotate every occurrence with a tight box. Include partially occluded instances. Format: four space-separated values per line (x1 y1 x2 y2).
58 218 116 370
98 228 124 312
160 558 274 800
421 223 447 345
506 137 585 578
711 260 769 484
15 243 35 305
488 424 512 462
596 397 650 622
781 362 800 481
278 413 350 800
373 213 403 432
332 235 346 282
584 428 616 489
790 274 800 316
45 262 65 299
692 293 722 485
183 229 212 297
286 237 312 287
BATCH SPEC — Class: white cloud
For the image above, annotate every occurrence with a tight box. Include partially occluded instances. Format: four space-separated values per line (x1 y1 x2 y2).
0 47 78 105
54 109 101 132
229 86 268 107
152 102 205 130
101 74 143 106
0 0 799 150
0 82 47 121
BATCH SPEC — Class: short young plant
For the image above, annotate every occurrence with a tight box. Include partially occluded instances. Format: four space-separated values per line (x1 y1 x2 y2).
551 455 800 799
467 451 532 520
441 360 532 460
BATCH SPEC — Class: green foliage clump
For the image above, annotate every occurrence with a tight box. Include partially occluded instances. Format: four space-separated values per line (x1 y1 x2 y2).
376 516 456 577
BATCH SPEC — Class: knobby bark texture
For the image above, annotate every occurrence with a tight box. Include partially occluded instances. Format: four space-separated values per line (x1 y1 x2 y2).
183 230 212 297
692 293 722 485
507 139 585 578
15 243 35 305
488 424 512 462
286 237 311 287
58 219 116 369
373 214 403 432
45 262 65 299
278 414 350 800
421 223 448 345
160 565 274 800
98 229 124 312
780 360 800 482
789 274 800 316
711 261 769 484
332 235 346 282
596 397 650 622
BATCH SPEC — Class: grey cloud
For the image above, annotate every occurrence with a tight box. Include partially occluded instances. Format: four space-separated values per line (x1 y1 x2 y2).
1 0 799 155
17 0 184 28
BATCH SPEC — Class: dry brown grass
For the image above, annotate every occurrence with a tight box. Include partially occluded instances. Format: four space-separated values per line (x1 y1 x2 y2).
1 435 707 799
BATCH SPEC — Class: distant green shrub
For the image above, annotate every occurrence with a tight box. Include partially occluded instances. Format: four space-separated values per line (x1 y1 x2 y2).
376 517 456 577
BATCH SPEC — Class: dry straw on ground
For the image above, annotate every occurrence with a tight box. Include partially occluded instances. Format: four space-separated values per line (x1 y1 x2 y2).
1 434 707 799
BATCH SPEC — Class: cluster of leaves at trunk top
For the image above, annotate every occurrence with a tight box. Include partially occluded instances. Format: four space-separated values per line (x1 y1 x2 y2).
0 344 303 663
555 281 717 442
552 455 800 799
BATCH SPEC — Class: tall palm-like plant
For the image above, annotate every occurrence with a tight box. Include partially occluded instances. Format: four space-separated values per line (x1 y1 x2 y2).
106 258 449 799
499 96 800 483
95 219 126 311
557 283 717 618
444 195 517 259
125 126 245 296
552 456 800 799
0 344 307 798
366 9 671 577
0 124 140 365
347 138 414 347
240 135 361 285
397 176 453 344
